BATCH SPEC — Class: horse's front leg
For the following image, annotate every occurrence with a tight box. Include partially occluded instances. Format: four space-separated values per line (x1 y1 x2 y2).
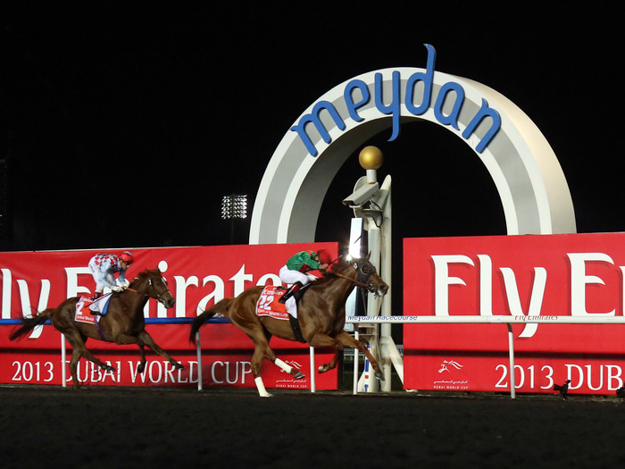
134 331 185 370
306 332 347 374
110 333 145 372
334 330 384 381
318 350 341 374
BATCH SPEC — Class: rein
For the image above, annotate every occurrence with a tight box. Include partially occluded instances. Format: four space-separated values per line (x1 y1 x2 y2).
125 283 171 304
328 270 370 290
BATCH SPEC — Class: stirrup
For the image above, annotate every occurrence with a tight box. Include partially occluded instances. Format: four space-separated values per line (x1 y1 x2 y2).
279 282 302 304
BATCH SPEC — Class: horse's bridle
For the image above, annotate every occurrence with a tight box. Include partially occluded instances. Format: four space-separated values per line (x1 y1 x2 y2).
329 258 378 293
127 277 172 305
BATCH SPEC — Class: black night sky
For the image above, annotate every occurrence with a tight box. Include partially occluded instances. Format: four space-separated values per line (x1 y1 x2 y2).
1 2 624 254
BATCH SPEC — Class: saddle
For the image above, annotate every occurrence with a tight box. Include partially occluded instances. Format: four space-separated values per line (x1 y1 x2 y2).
75 296 111 324
255 286 307 343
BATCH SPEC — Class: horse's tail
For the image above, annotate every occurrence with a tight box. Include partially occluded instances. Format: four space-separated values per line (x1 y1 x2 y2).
8 308 55 341
189 298 234 345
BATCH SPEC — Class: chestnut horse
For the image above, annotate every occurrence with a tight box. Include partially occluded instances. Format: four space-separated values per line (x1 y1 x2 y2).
9 268 185 389
189 255 389 397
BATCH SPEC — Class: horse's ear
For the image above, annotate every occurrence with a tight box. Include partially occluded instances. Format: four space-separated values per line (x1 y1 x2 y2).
365 252 371 261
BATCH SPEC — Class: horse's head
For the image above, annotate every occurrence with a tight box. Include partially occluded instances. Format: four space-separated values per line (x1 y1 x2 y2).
131 269 176 309
328 254 389 297
353 255 389 297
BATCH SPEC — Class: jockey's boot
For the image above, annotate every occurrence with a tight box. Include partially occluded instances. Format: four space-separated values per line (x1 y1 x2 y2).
90 291 103 315
279 282 303 303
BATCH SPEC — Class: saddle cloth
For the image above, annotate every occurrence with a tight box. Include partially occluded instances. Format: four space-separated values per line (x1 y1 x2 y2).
75 296 111 324
255 286 291 320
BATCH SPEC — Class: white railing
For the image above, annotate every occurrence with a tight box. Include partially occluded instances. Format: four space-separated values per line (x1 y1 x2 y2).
346 315 625 398
11 315 623 397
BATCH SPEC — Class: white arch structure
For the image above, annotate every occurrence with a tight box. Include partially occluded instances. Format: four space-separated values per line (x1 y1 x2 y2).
250 45 576 244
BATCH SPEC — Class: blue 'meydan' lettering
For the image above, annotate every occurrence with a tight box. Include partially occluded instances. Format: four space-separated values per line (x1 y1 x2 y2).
462 98 502 153
289 44 501 156
434 82 465 130
344 79 371 122
374 70 401 141
290 101 347 157
405 43 436 115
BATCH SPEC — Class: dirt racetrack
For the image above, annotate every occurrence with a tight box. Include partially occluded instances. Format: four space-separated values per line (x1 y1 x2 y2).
1 384 624 468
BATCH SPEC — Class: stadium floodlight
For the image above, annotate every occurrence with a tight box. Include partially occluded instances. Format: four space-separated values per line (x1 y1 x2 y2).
221 194 247 220
221 194 248 244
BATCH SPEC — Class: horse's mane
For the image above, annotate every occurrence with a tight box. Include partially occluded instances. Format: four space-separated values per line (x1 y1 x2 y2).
312 256 355 286
129 268 160 288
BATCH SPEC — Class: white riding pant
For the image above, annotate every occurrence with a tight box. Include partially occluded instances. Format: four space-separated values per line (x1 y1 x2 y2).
278 266 317 318
279 265 315 286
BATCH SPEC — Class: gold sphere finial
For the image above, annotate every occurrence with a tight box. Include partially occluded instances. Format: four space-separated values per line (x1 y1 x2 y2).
359 146 383 170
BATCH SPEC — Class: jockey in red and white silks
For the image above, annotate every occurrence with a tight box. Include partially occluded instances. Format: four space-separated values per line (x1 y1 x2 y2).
88 251 134 297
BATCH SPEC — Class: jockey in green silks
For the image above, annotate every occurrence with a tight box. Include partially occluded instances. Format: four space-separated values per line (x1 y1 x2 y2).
278 249 332 317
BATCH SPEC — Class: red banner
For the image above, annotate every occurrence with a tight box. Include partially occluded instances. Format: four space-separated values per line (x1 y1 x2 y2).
0 243 339 390
403 233 625 395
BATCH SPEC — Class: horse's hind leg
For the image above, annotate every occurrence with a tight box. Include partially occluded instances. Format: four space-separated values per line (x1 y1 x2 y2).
69 346 83 390
273 358 305 380
62 331 116 389
136 345 147 374
251 345 273 398
245 328 306 397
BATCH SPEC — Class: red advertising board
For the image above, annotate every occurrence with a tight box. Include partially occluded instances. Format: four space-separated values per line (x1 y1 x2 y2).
0 243 339 390
403 233 625 395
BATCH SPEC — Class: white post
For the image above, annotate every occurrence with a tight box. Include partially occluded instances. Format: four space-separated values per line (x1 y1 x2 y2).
343 147 400 393
507 324 516 399
309 346 316 393
61 333 67 388
363 220 381 393
345 218 364 333
379 175 399 391
353 329 359 395
196 331 203 391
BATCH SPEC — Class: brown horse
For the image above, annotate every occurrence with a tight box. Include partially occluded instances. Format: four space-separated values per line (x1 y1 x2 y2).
190 255 389 397
9 268 185 389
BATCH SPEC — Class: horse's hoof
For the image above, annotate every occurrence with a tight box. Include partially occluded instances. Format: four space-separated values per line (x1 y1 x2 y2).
260 393 274 398
375 372 385 381
175 362 185 370
318 365 328 374
294 371 305 380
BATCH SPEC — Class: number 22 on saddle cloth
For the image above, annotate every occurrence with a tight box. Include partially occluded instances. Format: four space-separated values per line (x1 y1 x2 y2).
255 286 290 320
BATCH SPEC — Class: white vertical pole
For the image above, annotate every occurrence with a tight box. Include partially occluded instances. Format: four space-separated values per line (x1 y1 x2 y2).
61 333 66 388
379 176 394 391
353 329 359 395
507 324 516 399
196 331 203 391
345 218 364 333
310 346 316 393
364 221 381 393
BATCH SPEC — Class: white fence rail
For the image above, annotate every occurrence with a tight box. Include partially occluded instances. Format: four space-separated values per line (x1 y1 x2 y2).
9 315 625 397
346 315 625 398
